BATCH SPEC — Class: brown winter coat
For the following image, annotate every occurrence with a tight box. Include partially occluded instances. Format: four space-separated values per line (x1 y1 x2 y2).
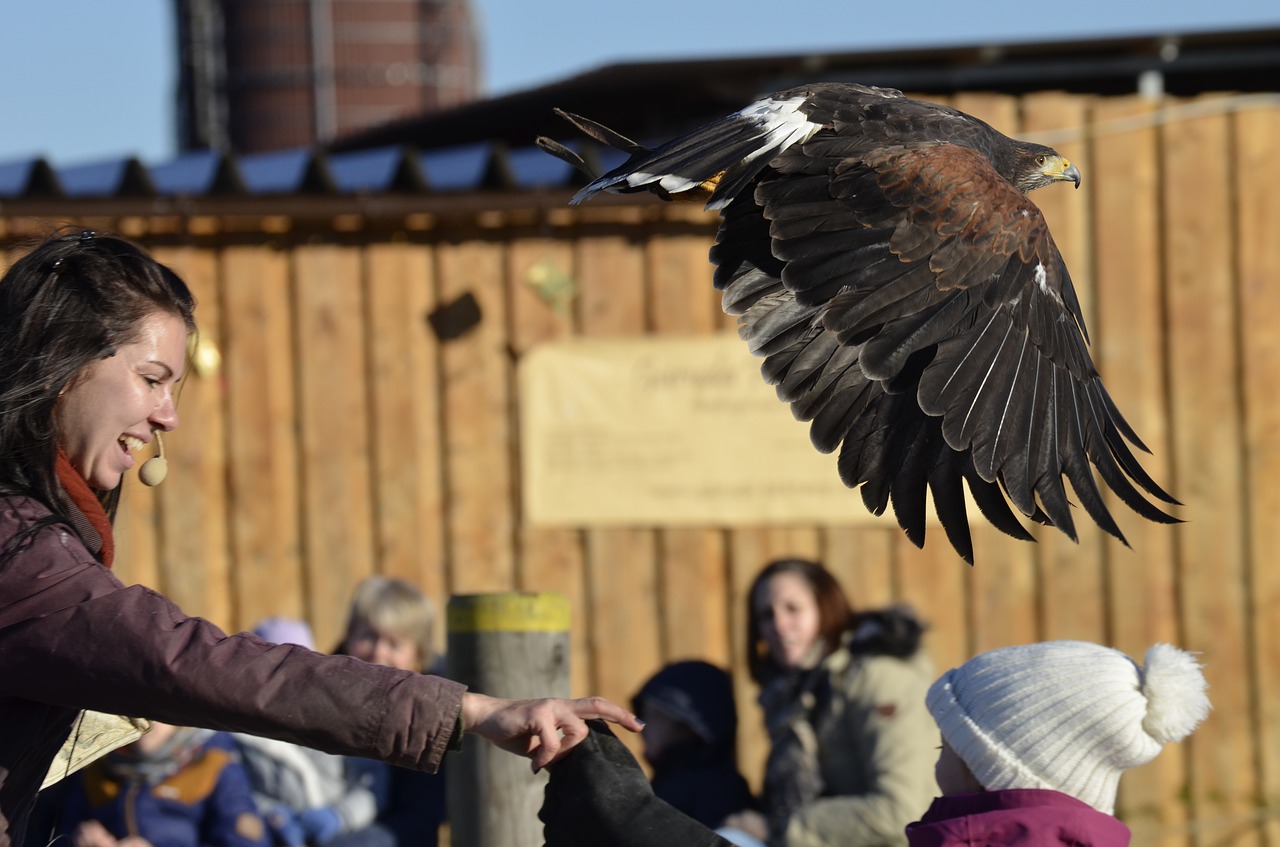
0 495 464 847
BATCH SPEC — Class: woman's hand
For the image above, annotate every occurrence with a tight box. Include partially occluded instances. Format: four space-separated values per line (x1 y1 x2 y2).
460 693 644 771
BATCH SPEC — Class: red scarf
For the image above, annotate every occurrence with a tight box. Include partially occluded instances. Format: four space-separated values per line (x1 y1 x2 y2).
54 448 115 568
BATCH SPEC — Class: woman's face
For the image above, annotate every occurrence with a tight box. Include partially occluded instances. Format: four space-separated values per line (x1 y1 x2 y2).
754 570 823 669
55 311 186 490
346 623 421 671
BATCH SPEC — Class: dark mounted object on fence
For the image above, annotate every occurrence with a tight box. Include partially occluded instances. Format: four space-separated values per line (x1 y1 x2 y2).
427 291 483 341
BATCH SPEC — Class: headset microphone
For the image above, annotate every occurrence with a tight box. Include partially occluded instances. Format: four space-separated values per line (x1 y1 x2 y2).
139 432 168 487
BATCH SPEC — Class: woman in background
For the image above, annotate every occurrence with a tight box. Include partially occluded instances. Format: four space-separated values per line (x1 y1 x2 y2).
723 559 937 847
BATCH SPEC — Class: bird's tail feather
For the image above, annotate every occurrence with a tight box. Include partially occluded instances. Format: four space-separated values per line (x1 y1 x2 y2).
534 136 595 180
551 108 645 154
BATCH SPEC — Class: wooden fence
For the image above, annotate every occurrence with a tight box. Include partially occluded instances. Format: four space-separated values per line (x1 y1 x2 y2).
3 91 1279 845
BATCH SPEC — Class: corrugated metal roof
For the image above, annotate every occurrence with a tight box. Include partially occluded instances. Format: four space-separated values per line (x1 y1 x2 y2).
0 138 599 203
58 158 155 198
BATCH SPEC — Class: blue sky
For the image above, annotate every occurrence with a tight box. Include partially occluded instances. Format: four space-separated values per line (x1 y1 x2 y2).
1 0 1277 165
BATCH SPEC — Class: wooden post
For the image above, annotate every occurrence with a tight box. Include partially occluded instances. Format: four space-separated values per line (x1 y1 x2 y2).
446 592 570 847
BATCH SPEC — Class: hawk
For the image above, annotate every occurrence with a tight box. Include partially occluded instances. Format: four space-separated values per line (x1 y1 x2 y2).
538 83 1178 563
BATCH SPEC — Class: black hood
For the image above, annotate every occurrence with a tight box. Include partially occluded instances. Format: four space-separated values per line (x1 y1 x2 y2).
632 660 738 756
847 604 928 658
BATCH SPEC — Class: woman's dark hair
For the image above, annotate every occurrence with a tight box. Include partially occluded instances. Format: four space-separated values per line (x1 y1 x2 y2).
746 558 855 684
0 229 197 525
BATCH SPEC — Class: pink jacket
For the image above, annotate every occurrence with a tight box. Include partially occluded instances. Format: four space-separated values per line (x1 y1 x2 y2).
905 789 1131 847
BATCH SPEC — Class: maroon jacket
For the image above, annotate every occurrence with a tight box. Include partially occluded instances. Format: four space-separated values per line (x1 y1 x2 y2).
0 495 465 847
906 790 1132 847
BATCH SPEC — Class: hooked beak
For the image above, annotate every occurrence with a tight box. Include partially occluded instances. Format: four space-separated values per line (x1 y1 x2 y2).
1044 156 1082 189
1062 162 1081 189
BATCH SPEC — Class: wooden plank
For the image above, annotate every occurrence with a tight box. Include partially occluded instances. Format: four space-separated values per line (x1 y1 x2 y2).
1235 102 1280 847
150 246 233 630
655 530 730 666
294 243 375 647
822 527 896 611
648 228 731 667
1088 96 1185 845
584 527 659 766
952 93 1038 653
364 241 449 654
966 528 1038 652
219 244 307 632
506 235 590 697
575 222 662 764
436 237 517 593
1090 97 1182 645
1160 96 1255 845
646 226 719 334
895 535 970 676
1021 92 1108 644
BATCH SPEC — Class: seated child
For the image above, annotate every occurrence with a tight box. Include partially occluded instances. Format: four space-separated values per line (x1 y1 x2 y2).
234 619 387 847
631 661 755 831
330 578 446 847
911 640 1211 846
59 722 267 847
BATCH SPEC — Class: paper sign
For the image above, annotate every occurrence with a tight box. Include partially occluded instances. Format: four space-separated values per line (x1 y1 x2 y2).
520 333 904 526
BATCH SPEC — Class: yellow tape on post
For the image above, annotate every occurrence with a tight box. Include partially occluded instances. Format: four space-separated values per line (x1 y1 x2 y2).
446 593 570 634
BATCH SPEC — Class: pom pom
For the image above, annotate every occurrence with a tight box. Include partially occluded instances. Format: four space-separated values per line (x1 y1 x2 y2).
1140 643 1210 743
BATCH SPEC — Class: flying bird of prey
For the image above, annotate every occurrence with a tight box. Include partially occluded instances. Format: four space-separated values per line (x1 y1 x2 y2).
538 83 1179 563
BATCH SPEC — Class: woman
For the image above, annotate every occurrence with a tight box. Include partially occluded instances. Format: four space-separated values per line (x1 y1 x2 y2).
724 559 938 847
0 231 641 847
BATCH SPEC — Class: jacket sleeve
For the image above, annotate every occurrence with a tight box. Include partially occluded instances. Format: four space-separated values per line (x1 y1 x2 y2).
0 525 465 774
784 656 939 847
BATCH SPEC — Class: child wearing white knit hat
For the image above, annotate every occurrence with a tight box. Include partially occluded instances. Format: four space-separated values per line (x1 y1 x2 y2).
907 640 1210 847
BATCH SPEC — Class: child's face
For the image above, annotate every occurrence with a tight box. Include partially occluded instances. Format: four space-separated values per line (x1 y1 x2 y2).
753 571 823 669
129 721 177 756
636 702 697 767
935 741 985 796
346 623 421 671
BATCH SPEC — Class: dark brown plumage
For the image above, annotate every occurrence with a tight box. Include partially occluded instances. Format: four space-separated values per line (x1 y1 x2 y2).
538 82 1178 564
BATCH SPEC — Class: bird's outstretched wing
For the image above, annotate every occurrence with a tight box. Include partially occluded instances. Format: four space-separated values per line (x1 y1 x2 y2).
543 88 1179 563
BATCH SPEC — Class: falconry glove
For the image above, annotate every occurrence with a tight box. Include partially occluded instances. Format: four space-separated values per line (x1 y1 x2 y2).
539 720 733 847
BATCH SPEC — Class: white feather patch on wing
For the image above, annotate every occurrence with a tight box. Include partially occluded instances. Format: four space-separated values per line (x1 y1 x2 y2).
623 95 822 195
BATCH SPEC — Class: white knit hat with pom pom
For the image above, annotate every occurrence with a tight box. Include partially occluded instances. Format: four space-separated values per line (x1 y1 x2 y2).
926 640 1210 814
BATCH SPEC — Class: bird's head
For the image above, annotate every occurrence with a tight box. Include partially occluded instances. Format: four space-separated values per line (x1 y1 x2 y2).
1013 143 1081 194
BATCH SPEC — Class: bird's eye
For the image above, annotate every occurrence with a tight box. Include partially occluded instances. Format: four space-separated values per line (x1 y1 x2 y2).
1036 154 1048 166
